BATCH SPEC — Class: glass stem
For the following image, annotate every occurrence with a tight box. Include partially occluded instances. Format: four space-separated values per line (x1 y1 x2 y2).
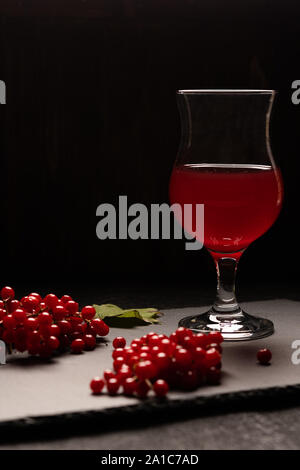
212 256 240 313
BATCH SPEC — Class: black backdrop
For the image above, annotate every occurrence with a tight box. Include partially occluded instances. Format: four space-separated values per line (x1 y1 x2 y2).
0 1 299 297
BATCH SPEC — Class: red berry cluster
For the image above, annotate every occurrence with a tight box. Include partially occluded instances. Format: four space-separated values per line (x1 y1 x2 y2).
90 328 224 398
0 286 109 358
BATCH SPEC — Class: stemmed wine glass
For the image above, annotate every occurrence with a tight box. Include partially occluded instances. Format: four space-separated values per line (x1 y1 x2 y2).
169 90 283 341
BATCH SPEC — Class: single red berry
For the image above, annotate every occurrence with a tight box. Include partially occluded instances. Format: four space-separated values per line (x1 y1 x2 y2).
48 324 61 337
123 377 137 396
128 354 140 369
138 351 152 362
71 338 85 354
257 348 272 365
181 335 197 351
135 380 150 398
27 330 41 348
90 377 104 394
169 331 177 342
148 334 160 347
107 377 120 395
153 379 169 397
81 305 96 321
174 348 193 369
98 322 109 336
1 286 15 300
103 369 116 381
193 346 206 366
135 360 157 379
21 295 40 312
7 299 20 313
65 300 79 314
12 308 27 325
154 352 171 371
206 366 221 385
159 338 176 355
57 320 72 335
112 348 125 360
90 318 109 336
52 305 67 321
37 312 52 326
112 336 126 349
88 318 99 333
117 365 132 383
124 347 135 362
47 335 60 350
208 331 224 344
60 295 73 304
83 334 96 350
194 333 209 348
131 338 143 349
205 347 222 368
113 356 126 371
29 292 42 303
3 314 17 330
44 294 59 310
175 327 193 344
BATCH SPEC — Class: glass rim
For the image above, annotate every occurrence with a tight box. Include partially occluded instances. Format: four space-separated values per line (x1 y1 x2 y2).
177 89 276 95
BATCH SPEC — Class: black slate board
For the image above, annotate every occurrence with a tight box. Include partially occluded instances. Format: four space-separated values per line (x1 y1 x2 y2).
1 300 300 441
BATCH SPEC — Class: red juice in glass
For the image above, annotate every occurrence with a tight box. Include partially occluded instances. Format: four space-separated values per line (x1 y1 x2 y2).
169 163 283 253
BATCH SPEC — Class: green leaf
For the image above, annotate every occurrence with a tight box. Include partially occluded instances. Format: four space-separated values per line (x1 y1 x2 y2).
93 303 162 326
93 304 123 320
120 309 158 323
134 308 163 318
118 309 144 320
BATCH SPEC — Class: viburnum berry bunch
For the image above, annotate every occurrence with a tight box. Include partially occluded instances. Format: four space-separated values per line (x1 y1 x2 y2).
0 286 109 358
90 327 224 398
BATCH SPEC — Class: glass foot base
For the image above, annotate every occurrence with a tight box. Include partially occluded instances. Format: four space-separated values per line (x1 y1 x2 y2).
178 308 274 341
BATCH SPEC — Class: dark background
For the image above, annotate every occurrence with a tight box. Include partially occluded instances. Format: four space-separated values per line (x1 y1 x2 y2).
0 0 299 302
